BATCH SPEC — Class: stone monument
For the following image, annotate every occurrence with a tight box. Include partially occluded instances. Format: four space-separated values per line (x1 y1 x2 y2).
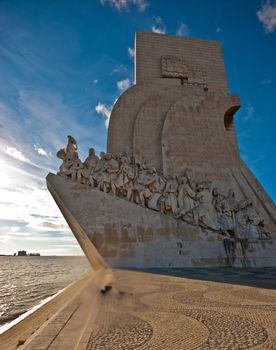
47 32 276 269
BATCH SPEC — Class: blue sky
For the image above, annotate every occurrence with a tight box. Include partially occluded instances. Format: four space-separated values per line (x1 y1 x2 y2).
0 0 275 255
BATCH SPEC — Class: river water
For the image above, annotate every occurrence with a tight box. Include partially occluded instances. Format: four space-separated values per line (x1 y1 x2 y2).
0 256 91 328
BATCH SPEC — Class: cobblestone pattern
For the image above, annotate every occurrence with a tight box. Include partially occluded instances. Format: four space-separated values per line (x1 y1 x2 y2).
141 290 269 349
86 292 153 350
86 270 276 350
182 309 267 349
174 289 276 312
231 289 276 304
87 313 152 350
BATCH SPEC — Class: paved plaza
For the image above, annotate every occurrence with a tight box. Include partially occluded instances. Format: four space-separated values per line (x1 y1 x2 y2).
7 268 274 350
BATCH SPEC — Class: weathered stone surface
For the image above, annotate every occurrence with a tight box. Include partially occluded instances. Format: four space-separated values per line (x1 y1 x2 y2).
47 173 276 268
48 31 276 268
135 32 228 91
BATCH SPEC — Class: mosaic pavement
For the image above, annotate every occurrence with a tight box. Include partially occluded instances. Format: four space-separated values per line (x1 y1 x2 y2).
21 268 276 350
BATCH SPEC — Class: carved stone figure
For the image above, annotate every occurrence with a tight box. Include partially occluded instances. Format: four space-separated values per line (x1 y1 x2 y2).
226 189 238 212
232 199 267 240
161 192 173 215
177 176 196 219
57 149 74 177
145 167 165 211
57 139 82 181
133 162 149 206
212 188 224 209
122 163 135 201
246 200 263 239
107 153 120 195
95 152 107 190
71 156 84 182
137 167 152 207
66 135 78 155
98 153 115 193
234 200 249 239
115 167 125 196
193 184 219 230
56 136 271 243
164 175 178 214
183 169 196 191
217 201 234 234
79 148 99 186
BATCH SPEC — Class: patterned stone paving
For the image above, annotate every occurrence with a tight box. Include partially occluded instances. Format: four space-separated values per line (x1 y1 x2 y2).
87 312 153 350
85 269 276 350
20 268 276 350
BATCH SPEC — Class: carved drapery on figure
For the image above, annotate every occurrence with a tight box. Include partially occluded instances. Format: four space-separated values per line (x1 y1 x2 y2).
56 136 271 241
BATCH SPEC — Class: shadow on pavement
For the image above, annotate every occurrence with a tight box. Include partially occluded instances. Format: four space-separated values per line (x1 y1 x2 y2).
138 267 276 290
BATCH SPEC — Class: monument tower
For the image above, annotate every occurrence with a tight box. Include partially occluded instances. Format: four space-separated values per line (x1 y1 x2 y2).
47 32 276 269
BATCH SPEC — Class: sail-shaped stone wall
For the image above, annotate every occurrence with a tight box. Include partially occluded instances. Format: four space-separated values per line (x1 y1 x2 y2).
47 32 276 268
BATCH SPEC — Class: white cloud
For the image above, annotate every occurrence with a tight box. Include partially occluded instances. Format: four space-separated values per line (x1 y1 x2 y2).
93 79 98 84
152 26 166 34
152 16 166 34
257 1 276 33
0 13 107 256
216 27 221 33
0 157 61 226
176 22 189 36
117 78 130 92
95 102 112 128
0 152 78 255
0 90 95 256
0 88 92 157
128 47 135 58
5 146 30 163
34 144 51 158
100 0 148 12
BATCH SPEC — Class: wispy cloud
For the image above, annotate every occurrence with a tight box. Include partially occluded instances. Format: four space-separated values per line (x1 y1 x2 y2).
152 16 166 34
95 102 112 128
0 153 81 255
34 144 51 158
216 27 222 33
0 62 98 256
128 47 135 58
117 78 130 92
176 22 189 36
257 1 276 33
40 222 69 230
5 146 30 163
0 1 130 255
99 0 148 12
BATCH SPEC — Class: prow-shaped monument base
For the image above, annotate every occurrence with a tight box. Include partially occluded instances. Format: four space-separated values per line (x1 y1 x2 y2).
47 173 275 268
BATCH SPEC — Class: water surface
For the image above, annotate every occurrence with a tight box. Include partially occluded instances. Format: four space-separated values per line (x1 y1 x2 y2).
0 256 91 327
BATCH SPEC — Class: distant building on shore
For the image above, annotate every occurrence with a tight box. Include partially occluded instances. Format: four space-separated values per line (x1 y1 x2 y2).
15 251 41 256
17 250 27 256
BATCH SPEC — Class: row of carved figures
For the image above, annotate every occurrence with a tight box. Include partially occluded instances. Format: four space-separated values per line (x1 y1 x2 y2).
57 136 271 241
